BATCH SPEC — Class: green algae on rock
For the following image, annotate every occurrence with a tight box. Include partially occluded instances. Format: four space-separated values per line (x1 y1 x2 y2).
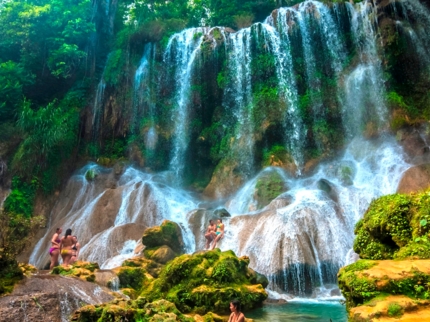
338 259 430 321
140 249 268 314
353 190 430 260
142 220 185 254
51 261 100 282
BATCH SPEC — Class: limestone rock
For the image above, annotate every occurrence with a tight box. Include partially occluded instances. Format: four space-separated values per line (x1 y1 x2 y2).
142 220 185 254
203 160 244 199
0 274 115 322
213 207 231 218
253 170 288 209
338 259 430 321
397 164 430 194
187 208 214 251
141 249 268 314
145 245 177 264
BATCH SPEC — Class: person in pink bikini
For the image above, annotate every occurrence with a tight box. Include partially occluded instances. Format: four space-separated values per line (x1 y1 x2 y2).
49 227 62 269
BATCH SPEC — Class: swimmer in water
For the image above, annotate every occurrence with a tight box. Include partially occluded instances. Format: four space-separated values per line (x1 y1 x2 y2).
49 228 62 269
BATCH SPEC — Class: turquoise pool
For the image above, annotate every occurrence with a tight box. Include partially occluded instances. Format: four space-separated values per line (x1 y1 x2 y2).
246 301 347 322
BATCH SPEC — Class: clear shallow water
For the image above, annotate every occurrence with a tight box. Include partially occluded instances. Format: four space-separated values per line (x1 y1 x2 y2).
247 302 347 322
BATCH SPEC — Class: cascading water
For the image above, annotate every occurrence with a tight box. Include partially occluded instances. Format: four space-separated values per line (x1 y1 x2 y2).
133 43 159 149
223 27 255 178
30 0 430 301
164 28 207 182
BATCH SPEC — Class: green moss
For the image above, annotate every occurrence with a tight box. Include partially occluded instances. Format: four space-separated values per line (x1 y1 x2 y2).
387 302 404 317
254 171 288 209
50 261 99 282
142 220 185 254
116 267 147 291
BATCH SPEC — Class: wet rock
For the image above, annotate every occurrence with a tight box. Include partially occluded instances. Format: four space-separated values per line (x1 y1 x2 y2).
253 170 289 209
0 274 115 322
396 125 430 164
263 298 288 304
187 208 214 251
121 257 164 278
266 192 294 210
203 160 244 199
145 245 177 264
141 249 268 314
397 164 430 194
317 179 338 202
142 220 185 254
213 207 231 218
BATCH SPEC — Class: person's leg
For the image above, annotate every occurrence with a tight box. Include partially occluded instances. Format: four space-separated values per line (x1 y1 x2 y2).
50 249 60 269
210 234 221 250
204 233 212 249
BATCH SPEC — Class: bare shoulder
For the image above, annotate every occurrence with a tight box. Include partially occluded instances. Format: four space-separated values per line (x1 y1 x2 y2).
239 313 245 322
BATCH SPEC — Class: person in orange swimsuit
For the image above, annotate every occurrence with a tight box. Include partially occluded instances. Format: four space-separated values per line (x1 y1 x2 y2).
49 227 62 269
60 228 74 266
228 299 245 322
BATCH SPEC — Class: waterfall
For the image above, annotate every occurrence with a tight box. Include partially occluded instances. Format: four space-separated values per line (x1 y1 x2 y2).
224 27 255 178
91 63 107 142
133 43 158 150
164 28 207 183
342 1 387 138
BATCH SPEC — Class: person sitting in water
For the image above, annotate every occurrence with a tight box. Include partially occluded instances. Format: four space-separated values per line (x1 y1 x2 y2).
204 219 217 249
69 235 81 265
210 218 225 250
60 228 74 266
228 299 245 322
49 227 62 269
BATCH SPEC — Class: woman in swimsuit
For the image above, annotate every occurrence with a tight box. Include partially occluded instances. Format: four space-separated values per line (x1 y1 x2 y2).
204 219 217 249
69 236 81 265
228 299 245 322
210 219 225 250
49 227 62 269
60 228 74 266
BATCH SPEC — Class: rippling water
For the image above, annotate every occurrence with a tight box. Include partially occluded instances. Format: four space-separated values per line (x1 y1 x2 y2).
247 301 347 322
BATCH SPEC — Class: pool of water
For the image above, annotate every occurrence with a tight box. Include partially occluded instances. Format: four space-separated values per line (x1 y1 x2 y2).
247 301 347 322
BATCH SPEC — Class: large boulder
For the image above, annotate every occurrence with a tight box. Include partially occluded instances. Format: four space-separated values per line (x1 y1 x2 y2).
338 259 430 321
142 220 185 254
353 191 430 260
253 170 288 209
0 274 115 322
397 164 430 194
141 249 267 314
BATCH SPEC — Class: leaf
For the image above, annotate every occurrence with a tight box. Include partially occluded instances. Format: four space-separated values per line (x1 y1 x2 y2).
415 237 421 242
421 219 428 227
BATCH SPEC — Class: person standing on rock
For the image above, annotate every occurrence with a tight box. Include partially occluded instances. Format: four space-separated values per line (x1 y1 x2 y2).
228 299 245 322
204 219 217 249
60 228 74 266
69 236 81 265
210 218 225 250
49 227 62 269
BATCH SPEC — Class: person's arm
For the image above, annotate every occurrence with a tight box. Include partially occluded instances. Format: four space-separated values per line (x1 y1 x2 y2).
51 233 60 246
60 237 63 252
76 242 81 258
238 313 245 322
227 313 233 322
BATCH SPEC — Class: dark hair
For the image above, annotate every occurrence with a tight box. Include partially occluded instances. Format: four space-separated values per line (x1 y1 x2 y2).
65 229 72 238
219 218 223 223
209 219 213 223
56 228 61 233
231 299 241 312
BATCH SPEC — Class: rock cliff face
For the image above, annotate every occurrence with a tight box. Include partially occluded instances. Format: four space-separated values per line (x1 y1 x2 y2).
0 274 116 322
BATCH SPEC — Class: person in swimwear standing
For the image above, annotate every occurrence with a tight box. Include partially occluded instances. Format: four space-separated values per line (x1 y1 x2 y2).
69 236 81 265
204 219 217 249
49 227 62 269
60 228 74 266
210 218 225 250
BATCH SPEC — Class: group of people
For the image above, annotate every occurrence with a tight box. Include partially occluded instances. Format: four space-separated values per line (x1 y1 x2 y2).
204 218 225 250
49 228 81 269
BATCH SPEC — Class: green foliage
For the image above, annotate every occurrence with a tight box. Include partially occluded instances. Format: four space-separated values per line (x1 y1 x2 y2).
0 208 45 295
387 302 403 317
3 177 38 218
254 171 288 209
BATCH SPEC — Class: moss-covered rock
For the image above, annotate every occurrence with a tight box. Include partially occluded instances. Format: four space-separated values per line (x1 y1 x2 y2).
338 259 430 321
51 261 99 282
141 249 268 314
71 298 196 322
145 245 178 264
122 256 164 278
353 191 430 260
142 220 185 254
253 170 288 209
